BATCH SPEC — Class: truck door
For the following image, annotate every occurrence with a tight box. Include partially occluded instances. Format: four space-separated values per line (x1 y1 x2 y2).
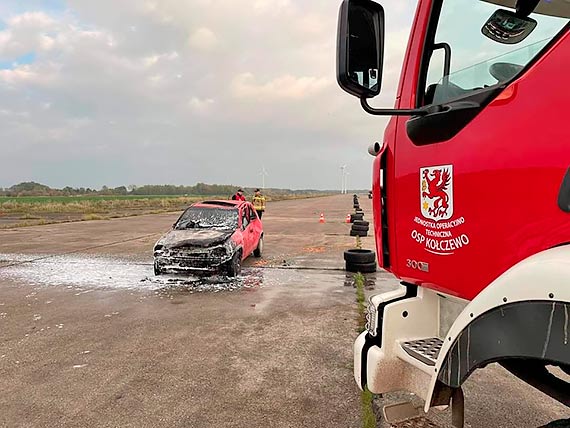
392 0 569 299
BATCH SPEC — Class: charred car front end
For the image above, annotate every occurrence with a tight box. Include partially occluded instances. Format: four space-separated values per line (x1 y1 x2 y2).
153 230 238 275
153 204 242 276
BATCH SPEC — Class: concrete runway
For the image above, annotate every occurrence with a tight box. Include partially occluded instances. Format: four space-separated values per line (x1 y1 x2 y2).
0 195 567 427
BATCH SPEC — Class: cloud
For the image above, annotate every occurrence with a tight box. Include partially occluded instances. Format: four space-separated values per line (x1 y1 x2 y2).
0 0 418 190
188 27 218 51
230 72 331 101
188 96 214 113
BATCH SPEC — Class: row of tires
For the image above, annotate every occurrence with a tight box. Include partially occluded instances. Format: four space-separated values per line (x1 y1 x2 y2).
346 196 376 273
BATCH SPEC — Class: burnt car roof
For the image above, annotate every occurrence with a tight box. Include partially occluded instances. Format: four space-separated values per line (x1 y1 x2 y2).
195 200 249 209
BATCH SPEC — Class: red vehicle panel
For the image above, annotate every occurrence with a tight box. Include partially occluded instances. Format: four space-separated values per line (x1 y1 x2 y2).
389 22 570 300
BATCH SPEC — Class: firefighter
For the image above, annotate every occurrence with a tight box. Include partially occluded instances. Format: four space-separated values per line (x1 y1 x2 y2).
232 188 246 201
252 189 266 219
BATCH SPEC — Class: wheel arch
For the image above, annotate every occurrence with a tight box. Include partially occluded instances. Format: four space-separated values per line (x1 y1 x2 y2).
425 245 570 411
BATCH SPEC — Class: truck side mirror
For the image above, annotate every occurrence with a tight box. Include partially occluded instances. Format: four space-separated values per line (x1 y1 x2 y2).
336 0 385 99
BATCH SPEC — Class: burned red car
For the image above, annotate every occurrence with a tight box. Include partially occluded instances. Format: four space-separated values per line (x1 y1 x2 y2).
153 200 263 276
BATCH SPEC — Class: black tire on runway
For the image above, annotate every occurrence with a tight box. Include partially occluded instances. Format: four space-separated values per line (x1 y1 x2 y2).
344 249 376 264
350 214 363 223
352 225 369 232
350 229 367 237
346 261 376 273
354 220 369 227
154 261 161 276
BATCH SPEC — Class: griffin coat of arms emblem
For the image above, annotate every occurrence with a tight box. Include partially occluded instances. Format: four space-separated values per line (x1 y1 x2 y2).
420 165 453 221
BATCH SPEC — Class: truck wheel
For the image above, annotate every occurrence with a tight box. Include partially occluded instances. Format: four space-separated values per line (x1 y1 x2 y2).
226 252 242 277
154 261 161 276
346 261 376 273
253 236 263 258
344 249 376 264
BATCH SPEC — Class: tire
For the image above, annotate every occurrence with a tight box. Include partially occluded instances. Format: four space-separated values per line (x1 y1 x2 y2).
344 249 376 264
350 229 367 237
354 220 369 227
253 236 263 258
225 252 242 277
352 214 364 221
352 225 369 232
346 261 376 273
154 261 161 276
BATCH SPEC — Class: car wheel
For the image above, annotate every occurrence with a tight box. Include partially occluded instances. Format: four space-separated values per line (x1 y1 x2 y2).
344 249 376 264
253 236 263 258
226 252 242 277
154 261 161 276
346 261 377 273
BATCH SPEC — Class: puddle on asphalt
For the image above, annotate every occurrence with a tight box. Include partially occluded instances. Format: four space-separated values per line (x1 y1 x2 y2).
0 253 392 294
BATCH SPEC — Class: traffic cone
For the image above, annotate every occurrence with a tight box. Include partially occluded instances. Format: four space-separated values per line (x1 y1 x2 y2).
345 214 351 223
319 213 325 223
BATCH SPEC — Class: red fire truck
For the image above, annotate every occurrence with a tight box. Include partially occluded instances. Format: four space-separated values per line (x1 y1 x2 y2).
336 0 569 425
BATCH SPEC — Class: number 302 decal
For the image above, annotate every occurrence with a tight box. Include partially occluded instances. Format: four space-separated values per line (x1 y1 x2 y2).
406 259 430 272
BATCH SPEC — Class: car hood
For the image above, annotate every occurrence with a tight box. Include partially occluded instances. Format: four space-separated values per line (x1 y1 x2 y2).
156 229 234 249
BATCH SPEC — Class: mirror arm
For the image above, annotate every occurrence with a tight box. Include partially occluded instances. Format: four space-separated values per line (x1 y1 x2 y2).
360 97 429 116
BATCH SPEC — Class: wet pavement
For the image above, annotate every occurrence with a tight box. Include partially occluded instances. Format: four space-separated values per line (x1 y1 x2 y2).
0 195 567 428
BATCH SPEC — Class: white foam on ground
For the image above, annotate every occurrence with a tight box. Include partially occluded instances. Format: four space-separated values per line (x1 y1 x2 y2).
0 253 268 292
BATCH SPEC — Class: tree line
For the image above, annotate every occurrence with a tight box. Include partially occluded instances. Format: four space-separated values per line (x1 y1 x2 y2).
0 182 335 197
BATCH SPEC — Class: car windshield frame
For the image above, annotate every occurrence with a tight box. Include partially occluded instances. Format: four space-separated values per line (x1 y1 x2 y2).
174 207 239 231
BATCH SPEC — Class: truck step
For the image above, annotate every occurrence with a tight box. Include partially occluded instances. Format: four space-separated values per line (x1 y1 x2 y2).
401 337 443 366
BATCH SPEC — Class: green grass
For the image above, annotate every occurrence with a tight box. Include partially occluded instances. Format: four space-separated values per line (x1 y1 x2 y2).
0 195 206 204
354 272 377 428
355 272 367 334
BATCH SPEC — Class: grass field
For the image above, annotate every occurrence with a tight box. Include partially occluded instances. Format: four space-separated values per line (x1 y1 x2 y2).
0 195 205 204
0 193 332 229
0 195 209 229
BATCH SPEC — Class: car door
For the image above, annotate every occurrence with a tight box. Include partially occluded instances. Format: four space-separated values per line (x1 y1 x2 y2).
240 206 254 258
248 205 262 246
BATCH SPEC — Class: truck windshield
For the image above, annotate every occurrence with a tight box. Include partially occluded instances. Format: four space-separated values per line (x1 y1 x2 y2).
423 0 569 106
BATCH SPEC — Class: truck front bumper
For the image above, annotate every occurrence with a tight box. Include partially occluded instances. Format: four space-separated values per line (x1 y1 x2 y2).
354 284 439 400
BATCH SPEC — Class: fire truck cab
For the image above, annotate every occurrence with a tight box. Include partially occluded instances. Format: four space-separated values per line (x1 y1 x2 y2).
336 0 570 425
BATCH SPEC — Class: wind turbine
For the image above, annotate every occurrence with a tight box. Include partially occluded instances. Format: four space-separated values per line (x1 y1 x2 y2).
340 165 347 194
260 165 269 189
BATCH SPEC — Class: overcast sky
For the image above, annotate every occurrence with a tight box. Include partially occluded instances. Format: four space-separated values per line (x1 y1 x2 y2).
0 0 416 190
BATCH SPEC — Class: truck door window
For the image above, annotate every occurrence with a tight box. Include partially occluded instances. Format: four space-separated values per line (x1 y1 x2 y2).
421 0 569 106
